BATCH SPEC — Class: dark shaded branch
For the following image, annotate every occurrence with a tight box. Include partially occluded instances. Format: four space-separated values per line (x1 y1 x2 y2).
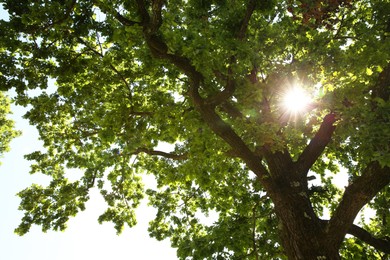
213 70 227 81
135 0 150 25
296 113 337 176
190 86 271 186
115 12 140 26
348 224 390 254
248 67 259 84
205 66 236 107
236 0 257 40
134 148 187 161
373 62 390 101
328 162 390 248
150 0 164 31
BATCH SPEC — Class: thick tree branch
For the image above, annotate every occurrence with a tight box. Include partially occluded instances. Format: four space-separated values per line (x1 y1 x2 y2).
258 80 294 180
373 62 390 101
348 224 390 254
135 0 164 31
135 0 150 25
131 0 201 79
190 84 271 186
99 0 199 84
236 0 257 40
115 12 140 26
263 149 294 179
150 0 164 31
205 66 236 107
328 162 390 248
296 113 336 176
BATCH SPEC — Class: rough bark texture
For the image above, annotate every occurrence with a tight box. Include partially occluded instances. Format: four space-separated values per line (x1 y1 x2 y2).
274 197 341 260
265 148 342 259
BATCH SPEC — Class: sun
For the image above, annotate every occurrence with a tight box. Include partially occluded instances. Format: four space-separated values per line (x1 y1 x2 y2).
282 86 311 114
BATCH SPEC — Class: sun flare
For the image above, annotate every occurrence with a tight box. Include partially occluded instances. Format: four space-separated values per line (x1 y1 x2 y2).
282 87 311 114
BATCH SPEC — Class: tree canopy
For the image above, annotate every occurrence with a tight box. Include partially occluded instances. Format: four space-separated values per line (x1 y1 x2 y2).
1 0 390 259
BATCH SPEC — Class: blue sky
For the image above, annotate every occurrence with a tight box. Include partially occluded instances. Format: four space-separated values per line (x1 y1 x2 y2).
0 6 177 260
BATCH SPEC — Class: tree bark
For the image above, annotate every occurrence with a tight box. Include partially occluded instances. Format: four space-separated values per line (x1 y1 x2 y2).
277 214 341 259
267 172 341 260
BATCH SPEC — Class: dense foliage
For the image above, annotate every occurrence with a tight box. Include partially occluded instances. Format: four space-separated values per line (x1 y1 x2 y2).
0 92 19 163
1 0 389 259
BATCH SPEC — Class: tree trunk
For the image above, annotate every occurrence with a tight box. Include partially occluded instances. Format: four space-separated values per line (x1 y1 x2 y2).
269 179 342 260
276 208 341 260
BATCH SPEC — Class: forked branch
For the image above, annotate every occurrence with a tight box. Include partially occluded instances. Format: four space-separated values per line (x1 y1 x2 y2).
109 0 272 185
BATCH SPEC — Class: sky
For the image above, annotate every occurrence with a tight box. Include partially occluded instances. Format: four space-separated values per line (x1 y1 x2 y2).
0 6 177 260
0 102 177 260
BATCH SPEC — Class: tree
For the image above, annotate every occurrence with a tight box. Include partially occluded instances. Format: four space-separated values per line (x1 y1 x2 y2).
1 0 390 258
0 91 20 163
